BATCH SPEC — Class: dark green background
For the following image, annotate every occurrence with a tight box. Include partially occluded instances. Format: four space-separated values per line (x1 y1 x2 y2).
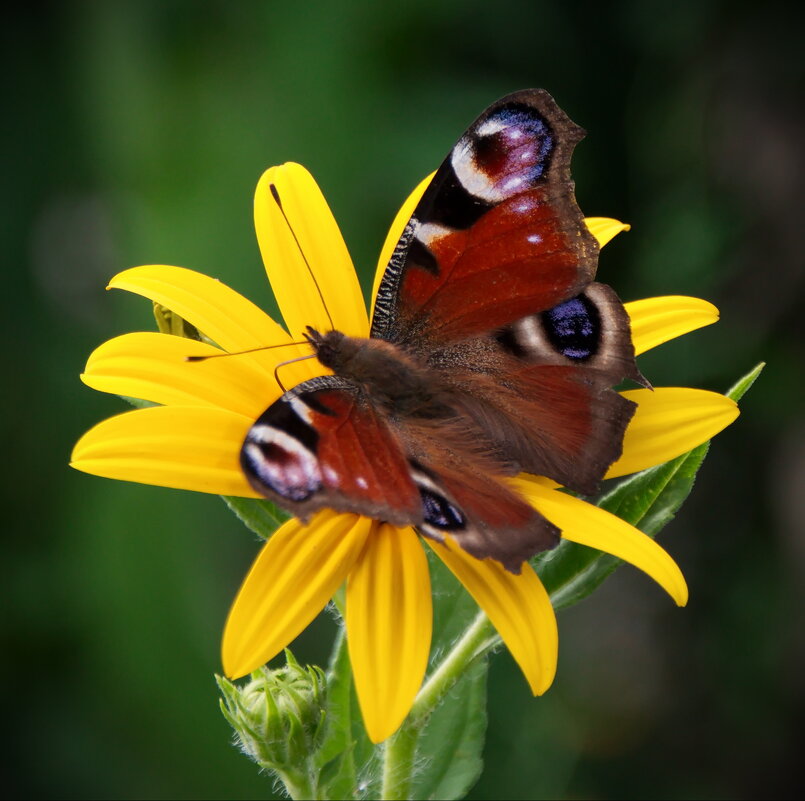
3 1 803 798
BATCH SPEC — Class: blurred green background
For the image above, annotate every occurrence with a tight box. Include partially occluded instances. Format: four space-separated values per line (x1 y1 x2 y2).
4 1 803 798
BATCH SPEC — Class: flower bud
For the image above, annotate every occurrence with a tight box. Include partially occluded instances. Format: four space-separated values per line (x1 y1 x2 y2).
153 302 202 340
217 650 327 774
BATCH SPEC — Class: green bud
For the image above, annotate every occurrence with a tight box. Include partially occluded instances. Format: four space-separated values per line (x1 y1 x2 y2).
153 301 203 340
217 650 327 778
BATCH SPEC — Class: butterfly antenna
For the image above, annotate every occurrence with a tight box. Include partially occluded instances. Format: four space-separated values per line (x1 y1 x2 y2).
273 353 317 392
269 183 335 332
186 340 308 362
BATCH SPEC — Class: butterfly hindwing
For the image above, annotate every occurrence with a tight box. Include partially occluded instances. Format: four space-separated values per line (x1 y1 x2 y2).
402 424 561 572
431 282 645 494
242 376 559 571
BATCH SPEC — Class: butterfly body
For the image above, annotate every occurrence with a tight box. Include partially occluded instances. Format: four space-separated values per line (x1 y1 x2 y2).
241 90 645 572
306 328 453 420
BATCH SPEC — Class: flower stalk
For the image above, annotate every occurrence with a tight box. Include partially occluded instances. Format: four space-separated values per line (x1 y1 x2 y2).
380 611 496 800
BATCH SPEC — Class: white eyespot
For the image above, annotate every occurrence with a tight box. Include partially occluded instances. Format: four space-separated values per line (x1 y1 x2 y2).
248 423 282 444
476 118 508 137
527 233 543 244
356 476 368 490
511 315 545 351
323 465 339 486
243 427 322 502
451 137 506 203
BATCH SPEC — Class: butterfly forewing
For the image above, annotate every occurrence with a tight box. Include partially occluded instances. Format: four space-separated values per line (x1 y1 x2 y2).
371 89 599 347
241 376 421 525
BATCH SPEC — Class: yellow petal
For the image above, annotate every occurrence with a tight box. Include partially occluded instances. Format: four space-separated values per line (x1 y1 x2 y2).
346 525 432 743
610 388 739 478
70 405 259 497
81 332 280 418
254 163 368 339
108 265 318 388
427 538 557 695
584 217 630 248
223 513 372 678
371 172 436 317
626 296 720 355
512 477 688 606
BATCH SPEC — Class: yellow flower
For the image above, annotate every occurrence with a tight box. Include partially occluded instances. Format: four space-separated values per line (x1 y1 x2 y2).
71 163 738 744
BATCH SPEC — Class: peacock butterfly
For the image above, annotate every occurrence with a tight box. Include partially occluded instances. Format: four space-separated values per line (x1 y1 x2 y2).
240 89 646 573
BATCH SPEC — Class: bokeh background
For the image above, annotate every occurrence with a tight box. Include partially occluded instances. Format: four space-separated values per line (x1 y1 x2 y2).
4 1 803 798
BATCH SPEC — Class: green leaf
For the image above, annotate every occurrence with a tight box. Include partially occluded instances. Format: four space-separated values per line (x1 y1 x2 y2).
118 395 158 409
541 451 698 609
427 549 482 667
153 301 204 340
538 362 763 610
409 659 488 800
725 361 765 403
221 495 289 540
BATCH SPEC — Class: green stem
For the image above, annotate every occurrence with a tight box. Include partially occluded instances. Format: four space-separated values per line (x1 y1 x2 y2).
410 611 497 725
380 726 418 800
275 767 317 801
379 611 498 799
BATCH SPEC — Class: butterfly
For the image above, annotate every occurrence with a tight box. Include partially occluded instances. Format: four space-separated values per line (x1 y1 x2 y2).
240 89 646 573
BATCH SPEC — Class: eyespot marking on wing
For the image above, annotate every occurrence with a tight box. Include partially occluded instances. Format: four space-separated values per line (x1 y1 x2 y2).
451 103 555 203
410 467 466 535
540 293 601 361
420 487 466 530
496 290 605 364
242 425 322 502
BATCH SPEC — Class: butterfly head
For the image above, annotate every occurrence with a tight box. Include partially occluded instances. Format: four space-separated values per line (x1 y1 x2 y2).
303 326 353 373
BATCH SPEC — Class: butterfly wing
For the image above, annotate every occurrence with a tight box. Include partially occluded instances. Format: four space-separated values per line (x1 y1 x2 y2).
242 375 559 572
438 282 645 494
371 89 644 496
241 376 421 525
372 89 599 347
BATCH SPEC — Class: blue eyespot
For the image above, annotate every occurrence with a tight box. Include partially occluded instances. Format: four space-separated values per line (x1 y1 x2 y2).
541 294 601 361
420 488 465 530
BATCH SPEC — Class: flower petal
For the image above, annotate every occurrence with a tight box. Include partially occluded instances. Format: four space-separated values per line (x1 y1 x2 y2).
584 217 630 248
254 163 368 339
81 332 280 418
625 296 720 355
223 513 372 678
427 538 557 695
512 477 688 606
70 405 259 497
610 388 739 478
371 172 436 314
346 525 432 743
108 265 318 387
